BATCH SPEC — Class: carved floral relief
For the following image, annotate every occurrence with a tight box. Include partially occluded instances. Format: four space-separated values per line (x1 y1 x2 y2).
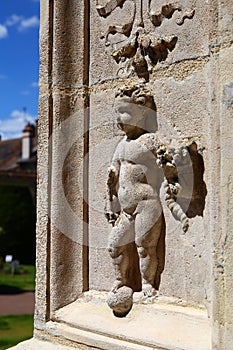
96 0 195 80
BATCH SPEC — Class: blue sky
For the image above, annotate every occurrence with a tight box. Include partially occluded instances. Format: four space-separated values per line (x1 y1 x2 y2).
0 0 39 140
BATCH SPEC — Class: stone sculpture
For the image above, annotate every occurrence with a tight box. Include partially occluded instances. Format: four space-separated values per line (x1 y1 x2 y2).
105 85 189 316
97 0 199 318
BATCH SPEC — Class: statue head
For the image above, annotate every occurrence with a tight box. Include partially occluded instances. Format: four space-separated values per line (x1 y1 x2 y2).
115 85 156 110
115 85 158 135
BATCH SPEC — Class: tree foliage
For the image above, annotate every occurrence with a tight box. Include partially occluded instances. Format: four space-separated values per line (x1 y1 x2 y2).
0 185 36 264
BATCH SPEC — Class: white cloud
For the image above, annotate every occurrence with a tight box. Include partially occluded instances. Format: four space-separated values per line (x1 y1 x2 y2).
11 109 35 120
0 24 8 39
5 14 39 33
31 81 39 88
18 16 39 31
0 110 36 140
5 15 23 26
20 90 30 95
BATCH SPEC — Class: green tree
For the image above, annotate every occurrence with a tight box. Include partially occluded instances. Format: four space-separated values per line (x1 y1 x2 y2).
0 185 36 264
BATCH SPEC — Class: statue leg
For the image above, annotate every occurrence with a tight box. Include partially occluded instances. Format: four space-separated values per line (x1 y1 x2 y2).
108 212 134 291
135 199 165 297
111 250 130 292
137 245 158 297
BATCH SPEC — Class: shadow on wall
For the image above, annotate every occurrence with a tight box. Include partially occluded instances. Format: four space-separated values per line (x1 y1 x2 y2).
177 142 207 218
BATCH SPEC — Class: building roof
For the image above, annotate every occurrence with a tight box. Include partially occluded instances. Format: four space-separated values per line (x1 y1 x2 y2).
0 137 22 171
0 123 37 186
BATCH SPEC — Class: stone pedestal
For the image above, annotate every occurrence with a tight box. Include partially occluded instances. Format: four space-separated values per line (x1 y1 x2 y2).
9 0 233 349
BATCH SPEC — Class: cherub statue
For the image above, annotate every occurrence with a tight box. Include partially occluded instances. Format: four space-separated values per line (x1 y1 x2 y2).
105 85 189 316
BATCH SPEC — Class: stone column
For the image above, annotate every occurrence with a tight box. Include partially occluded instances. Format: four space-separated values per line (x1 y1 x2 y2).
211 1 233 348
10 0 233 349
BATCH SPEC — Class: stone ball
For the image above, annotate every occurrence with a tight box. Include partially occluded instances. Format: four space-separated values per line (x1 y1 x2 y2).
107 286 133 317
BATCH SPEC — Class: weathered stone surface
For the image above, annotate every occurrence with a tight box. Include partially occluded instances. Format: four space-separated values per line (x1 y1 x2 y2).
52 291 211 350
88 90 117 291
212 44 233 350
13 0 233 349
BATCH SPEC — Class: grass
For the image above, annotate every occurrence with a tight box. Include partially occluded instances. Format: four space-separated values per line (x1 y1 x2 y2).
0 265 35 349
0 265 35 294
0 314 33 350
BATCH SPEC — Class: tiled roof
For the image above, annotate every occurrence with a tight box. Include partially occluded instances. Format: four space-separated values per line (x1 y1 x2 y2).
0 122 37 175
0 137 22 171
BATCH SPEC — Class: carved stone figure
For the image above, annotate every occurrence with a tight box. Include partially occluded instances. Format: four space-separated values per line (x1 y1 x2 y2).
97 0 198 318
105 85 189 316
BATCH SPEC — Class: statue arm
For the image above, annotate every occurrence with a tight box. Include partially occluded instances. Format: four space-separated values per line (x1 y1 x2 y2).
105 150 121 225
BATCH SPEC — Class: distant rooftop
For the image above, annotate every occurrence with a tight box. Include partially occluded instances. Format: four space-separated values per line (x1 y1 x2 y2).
0 122 37 186
0 137 22 171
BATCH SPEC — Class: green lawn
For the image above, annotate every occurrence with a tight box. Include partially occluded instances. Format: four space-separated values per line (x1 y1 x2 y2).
0 314 33 350
0 265 35 293
0 265 35 349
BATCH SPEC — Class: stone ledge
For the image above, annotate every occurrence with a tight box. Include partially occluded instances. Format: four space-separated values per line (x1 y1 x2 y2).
51 291 211 350
7 338 75 350
9 291 211 350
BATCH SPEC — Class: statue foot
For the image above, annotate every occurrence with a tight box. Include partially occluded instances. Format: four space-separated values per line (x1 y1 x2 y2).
142 283 157 296
141 283 158 302
111 280 125 293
